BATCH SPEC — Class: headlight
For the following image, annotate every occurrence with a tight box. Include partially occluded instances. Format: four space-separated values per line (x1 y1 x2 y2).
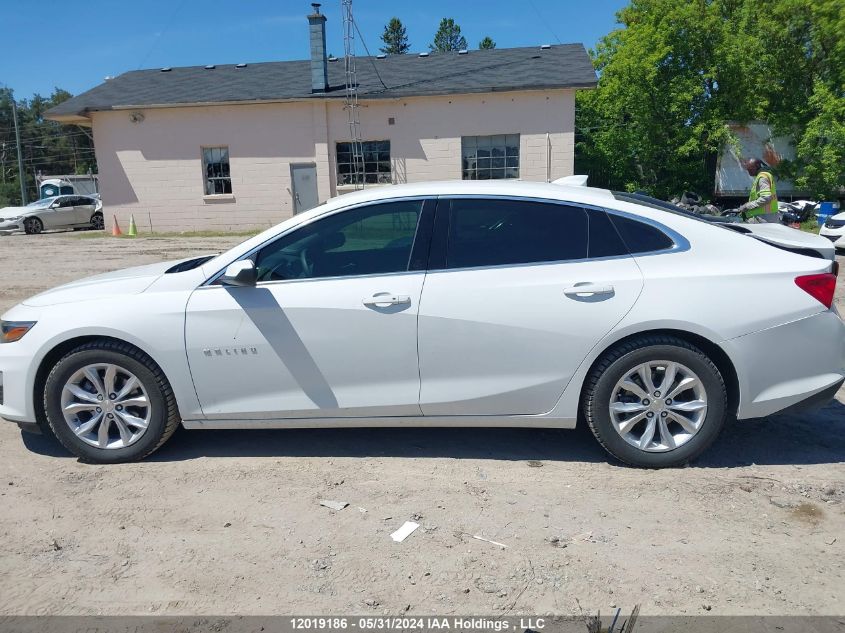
1 321 36 344
5 216 22 222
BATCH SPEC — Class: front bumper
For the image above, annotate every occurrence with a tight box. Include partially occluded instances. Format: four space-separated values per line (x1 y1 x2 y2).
0 220 23 234
727 309 845 419
0 338 36 423
819 226 845 247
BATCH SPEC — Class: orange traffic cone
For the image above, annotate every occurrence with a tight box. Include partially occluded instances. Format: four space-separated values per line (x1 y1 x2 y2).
112 215 123 236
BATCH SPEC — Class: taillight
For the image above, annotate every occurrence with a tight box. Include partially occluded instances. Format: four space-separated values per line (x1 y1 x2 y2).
795 273 837 309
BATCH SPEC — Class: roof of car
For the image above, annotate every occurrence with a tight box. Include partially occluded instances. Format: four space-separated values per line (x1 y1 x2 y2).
321 180 616 209
46 44 597 119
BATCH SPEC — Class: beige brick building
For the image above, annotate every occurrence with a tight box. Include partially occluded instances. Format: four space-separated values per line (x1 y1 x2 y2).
48 7 596 232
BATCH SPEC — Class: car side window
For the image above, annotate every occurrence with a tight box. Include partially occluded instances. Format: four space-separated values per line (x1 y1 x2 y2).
587 209 629 258
253 200 424 282
445 198 588 269
609 214 674 253
58 197 74 208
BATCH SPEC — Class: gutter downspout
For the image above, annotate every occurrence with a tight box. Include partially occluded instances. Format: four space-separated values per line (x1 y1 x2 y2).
546 132 551 183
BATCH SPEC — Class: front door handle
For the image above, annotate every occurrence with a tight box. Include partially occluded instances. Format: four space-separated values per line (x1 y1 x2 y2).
362 293 411 307
563 283 615 298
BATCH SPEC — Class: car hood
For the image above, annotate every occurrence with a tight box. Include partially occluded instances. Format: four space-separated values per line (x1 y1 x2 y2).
21 257 200 307
730 222 836 260
0 206 38 220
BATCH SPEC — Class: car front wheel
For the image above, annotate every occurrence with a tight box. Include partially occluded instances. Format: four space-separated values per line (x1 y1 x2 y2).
43 341 180 463
23 217 43 234
583 335 727 468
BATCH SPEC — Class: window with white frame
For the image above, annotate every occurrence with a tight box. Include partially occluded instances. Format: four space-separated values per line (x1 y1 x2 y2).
461 134 520 180
336 140 391 186
202 147 232 195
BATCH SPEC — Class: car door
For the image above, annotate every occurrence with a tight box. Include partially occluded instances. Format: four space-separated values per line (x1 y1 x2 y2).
417 197 644 416
72 197 95 225
184 198 434 420
40 196 74 229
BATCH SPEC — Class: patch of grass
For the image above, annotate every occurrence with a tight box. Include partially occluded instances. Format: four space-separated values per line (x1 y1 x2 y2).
74 229 261 239
791 502 823 523
798 220 819 233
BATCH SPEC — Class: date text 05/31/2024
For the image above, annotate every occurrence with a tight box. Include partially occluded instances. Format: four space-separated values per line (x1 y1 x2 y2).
290 617 546 631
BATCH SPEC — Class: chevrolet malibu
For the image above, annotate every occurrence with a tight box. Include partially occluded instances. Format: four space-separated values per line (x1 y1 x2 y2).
1 181 842 467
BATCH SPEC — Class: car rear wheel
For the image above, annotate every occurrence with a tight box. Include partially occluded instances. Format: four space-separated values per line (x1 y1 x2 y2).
583 335 727 468
23 217 43 234
90 212 104 230
43 340 180 463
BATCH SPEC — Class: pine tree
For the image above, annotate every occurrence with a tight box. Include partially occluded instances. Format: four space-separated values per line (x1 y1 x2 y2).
380 17 410 55
430 18 467 52
478 36 496 49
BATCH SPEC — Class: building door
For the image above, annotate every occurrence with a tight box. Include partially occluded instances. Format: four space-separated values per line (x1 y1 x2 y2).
291 163 319 214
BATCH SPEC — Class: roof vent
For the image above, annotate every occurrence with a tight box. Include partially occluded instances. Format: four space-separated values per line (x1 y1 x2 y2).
160 67 172 72
376 53 386 59
458 49 468 55
235 63 247 68
540 44 552 49
418 52 429 57
204 64 216 70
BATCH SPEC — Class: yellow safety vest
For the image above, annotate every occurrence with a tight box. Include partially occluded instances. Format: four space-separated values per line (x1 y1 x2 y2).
747 171 778 217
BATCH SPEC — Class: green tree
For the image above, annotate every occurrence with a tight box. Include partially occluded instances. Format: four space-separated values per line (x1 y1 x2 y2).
0 87 95 205
575 0 845 200
430 18 467 52
380 17 410 55
478 36 496 50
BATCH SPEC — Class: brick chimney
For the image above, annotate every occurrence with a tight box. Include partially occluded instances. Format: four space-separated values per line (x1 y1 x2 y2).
308 3 328 93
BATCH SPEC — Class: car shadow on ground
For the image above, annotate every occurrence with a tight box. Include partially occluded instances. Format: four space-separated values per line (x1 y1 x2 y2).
21 399 845 468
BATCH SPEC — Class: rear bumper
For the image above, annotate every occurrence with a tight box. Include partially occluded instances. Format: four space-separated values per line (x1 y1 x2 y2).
727 310 845 419
772 378 844 416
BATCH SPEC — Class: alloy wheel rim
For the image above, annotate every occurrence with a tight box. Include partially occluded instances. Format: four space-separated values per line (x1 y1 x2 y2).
26 219 41 233
60 363 151 449
609 360 707 453
92 215 104 230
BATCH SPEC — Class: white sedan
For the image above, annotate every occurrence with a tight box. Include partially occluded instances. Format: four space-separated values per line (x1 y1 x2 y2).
1 181 842 467
0 195 104 234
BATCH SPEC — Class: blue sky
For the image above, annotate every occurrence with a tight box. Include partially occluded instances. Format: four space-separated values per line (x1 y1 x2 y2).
4 0 625 99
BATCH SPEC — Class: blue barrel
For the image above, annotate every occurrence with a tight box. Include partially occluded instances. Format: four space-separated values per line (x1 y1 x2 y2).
817 201 836 226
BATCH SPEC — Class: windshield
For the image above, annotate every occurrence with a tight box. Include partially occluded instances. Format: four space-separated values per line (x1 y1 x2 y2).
27 197 57 209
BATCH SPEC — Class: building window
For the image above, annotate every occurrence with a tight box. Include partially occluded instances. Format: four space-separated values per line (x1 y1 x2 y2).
202 147 232 195
336 140 391 186
461 134 520 180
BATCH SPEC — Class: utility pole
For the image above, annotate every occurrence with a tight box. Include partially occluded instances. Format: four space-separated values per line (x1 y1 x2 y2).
11 92 27 205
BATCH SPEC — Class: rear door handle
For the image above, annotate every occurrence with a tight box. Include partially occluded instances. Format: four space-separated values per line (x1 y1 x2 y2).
563 283 615 298
362 293 411 307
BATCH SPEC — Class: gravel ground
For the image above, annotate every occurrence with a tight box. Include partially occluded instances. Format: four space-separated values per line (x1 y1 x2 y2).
0 231 843 616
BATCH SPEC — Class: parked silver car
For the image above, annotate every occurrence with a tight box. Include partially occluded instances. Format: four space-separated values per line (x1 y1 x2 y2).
0 195 104 235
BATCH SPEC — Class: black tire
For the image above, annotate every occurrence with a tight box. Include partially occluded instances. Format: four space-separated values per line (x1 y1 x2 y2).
24 217 43 235
583 335 727 468
90 212 104 231
43 340 180 463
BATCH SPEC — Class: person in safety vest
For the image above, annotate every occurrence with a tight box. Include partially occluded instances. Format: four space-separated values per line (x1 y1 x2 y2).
736 158 779 223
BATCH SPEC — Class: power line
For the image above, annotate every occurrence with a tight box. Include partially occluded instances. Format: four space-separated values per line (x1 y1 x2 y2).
352 17 388 91
527 0 562 44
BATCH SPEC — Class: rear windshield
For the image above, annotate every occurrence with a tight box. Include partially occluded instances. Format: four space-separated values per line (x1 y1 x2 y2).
612 191 711 223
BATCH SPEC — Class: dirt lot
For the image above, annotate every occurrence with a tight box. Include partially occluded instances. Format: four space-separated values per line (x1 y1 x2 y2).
0 232 843 616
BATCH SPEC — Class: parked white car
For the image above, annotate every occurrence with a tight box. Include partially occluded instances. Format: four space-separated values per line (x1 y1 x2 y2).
0 195 104 235
819 211 845 250
1 181 842 467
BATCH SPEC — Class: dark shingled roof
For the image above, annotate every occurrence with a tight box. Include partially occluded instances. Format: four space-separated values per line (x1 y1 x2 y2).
47 44 596 118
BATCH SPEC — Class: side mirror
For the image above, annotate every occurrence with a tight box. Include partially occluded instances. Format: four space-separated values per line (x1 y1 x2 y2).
221 260 257 287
